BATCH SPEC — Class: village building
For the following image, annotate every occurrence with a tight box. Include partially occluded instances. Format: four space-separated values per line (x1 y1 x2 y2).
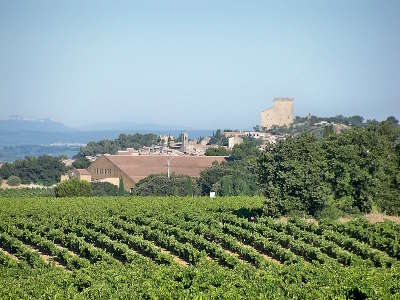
61 168 92 182
116 148 139 156
88 155 227 192
228 136 243 149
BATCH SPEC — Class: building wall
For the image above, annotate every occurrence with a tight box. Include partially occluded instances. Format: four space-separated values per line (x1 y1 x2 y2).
88 156 135 192
261 97 294 129
79 174 92 182
228 136 243 149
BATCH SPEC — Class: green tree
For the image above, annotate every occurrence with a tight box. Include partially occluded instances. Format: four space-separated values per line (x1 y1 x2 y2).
205 147 230 156
231 138 261 161
257 134 331 217
55 178 92 197
118 177 125 195
322 125 335 138
7 175 21 186
92 182 119 196
0 155 67 186
72 157 91 169
185 177 193 197
385 116 399 125
135 174 198 196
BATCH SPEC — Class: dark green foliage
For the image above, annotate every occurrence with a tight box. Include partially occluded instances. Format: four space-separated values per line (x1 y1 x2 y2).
294 115 365 127
135 175 198 196
91 182 119 196
257 120 400 217
198 140 261 196
0 156 67 186
230 138 261 161
118 177 125 195
198 160 260 196
209 129 228 146
257 134 331 217
75 133 159 158
0 188 55 197
323 121 400 214
205 147 230 156
322 125 335 138
72 157 91 169
7 175 21 186
55 178 92 197
386 116 399 125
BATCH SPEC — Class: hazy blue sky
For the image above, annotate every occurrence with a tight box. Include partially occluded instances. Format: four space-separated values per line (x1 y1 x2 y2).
0 0 399 129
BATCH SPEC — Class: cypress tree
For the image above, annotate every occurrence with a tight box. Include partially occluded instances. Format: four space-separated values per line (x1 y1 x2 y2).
118 177 125 195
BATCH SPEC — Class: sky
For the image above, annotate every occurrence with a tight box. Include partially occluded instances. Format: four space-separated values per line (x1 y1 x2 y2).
0 0 399 130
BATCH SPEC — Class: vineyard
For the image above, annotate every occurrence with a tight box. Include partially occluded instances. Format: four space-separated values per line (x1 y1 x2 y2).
1 197 400 299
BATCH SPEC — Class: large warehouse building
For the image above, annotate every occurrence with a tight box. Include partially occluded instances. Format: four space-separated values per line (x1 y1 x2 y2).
88 154 227 192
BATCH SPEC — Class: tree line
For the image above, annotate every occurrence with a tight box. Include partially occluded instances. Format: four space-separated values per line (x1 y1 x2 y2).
257 117 400 217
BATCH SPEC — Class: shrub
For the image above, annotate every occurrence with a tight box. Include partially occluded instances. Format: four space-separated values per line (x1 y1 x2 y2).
92 182 119 196
72 157 91 169
205 147 230 156
7 175 21 186
135 174 198 196
55 178 92 197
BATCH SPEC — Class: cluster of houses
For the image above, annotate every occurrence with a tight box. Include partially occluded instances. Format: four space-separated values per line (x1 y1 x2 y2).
62 128 285 192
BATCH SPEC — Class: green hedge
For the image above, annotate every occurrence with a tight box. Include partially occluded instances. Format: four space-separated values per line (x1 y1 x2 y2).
55 178 92 197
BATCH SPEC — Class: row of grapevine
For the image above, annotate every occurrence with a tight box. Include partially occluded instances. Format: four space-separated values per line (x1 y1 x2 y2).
0 232 45 268
15 219 117 265
231 214 369 267
290 218 398 268
84 219 175 265
5 225 89 270
324 219 400 259
112 218 205 265
119 214 266 269
132 212 298 268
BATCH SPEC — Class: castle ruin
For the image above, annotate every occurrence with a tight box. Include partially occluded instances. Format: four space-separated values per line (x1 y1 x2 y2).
261 97 294 129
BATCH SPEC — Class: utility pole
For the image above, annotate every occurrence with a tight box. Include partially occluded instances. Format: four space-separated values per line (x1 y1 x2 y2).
167 150 173 178
167 155 171 178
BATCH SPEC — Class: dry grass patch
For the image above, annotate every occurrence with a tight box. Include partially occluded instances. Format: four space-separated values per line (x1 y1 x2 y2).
303 218 318 225
365 213 400 224
338 216 352 224
275 217 288 224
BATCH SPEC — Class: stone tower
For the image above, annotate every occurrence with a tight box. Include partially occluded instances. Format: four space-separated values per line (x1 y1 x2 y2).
261 97 294 129
180 132 189 153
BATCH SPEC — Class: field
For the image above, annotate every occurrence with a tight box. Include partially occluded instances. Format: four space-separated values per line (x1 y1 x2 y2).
1 197 400 299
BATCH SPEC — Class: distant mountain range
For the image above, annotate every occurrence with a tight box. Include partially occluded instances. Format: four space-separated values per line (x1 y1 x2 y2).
0 116 74 133
0 117 213 148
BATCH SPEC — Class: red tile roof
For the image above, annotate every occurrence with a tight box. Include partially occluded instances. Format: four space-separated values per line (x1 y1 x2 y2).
103 155 227 182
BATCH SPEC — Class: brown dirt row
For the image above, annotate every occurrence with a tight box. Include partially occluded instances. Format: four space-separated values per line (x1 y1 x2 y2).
239 242 281 265
159 247 189 267
29 244 70 272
